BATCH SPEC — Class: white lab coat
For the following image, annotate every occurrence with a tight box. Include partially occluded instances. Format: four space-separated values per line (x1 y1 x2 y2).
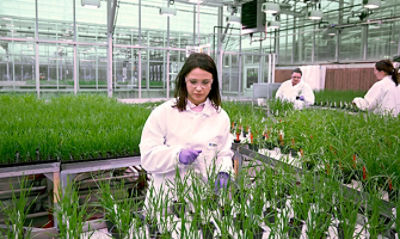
352 76 396 114
275 79 315 109
139 98 233 197
381 85 400 117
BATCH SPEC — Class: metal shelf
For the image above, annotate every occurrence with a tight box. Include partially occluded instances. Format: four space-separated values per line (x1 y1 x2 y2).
0 162 60 179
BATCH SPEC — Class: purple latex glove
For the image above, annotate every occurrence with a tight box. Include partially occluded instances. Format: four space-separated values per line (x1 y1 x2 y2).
179 149 202 165
214 172 230 193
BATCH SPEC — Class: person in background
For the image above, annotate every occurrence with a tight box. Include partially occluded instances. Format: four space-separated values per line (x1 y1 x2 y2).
393 55 400 73
353 59 398 115
275 68 315 110
140 53 233 202
380 57 400 117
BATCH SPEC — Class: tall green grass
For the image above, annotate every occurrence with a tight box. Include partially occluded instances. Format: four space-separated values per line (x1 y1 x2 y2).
232 100 400 191
0 177 36 238
98 179 144 238
55 181 91 238
0 94 151 164
314 89 365 105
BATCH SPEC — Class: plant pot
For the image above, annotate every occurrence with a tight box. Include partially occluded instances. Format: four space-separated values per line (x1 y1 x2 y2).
233 216 264 239
303 161 315 170
288 218 304 239
266 142 275 150
172 201 187 218
199 222 216 239
251 225 264 239
387 229 397 239
290 148 298 157
337 222 345 239
279 145 290 154
106 221 123 239
275 198 286 209
263 207 276 224
248 144 259 151
388 189 398 202
147 223 160 238
342 173 353 184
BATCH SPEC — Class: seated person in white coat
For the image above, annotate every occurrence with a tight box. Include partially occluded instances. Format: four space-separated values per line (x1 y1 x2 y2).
140 53 233 203
381 57 400 117
393 55 400 73
381 86 400 117
353 60 398 115
275 68 315 110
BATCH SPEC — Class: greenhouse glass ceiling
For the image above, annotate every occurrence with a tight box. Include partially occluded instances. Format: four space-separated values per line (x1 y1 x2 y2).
0 0 399 96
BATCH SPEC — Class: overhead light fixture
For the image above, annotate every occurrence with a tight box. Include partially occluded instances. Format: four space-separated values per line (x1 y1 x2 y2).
326 28 336 36
266 20 280 30
188 0 204 3
81 0 100 8
159 7 177 16
226 15 241 25
308 10 323 20
364 0 381 9
262 2 280 14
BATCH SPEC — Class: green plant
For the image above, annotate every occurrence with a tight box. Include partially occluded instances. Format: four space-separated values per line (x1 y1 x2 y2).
365 190 393 238
0 94 151 164
314 89 365 106
97 179 143 238
55 180 91 239
334 190 361 238
0 176 36 239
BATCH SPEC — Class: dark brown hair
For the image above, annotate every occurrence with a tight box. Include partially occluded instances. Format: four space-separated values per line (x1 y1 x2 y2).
292 68 302 76
375 60 399 86
173 53 221 111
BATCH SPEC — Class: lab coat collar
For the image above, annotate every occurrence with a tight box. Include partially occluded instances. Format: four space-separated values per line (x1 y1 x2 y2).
185 98 214 116
186 99 206 109
292 79 304 89
382 75 393 84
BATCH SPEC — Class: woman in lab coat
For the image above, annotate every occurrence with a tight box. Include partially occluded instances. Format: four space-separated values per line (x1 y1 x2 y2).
352 60 399 114
380 57 400 117
140 53 233 202
275 68 315 110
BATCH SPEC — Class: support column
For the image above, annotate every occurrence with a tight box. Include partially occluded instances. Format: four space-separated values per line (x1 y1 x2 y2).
312 25 315 63
291 12 296 64
166 1 171 99
73 0 79 95
217 6 223 96
35 0 40 97
53 171 60 205
138 0 142 98
238 30 242 96
336 0 344 62
362 25 368 60
107 0 114 98
193 5 196 45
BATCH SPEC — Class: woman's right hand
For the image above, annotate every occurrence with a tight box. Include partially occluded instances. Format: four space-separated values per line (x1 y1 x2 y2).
179 149 202 165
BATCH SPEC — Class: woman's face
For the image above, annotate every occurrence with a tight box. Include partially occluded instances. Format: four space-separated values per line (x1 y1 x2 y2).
291 72 302 86
185 67 213 105
374 67 387 80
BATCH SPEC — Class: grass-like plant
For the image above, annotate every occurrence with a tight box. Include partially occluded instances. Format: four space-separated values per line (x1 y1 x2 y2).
97 178 143 238
364 189 393 238
55 180 91 238
334 187 362 238
0 176 36 239
143 182 172 238
314 89 365 106
0 94 151 164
